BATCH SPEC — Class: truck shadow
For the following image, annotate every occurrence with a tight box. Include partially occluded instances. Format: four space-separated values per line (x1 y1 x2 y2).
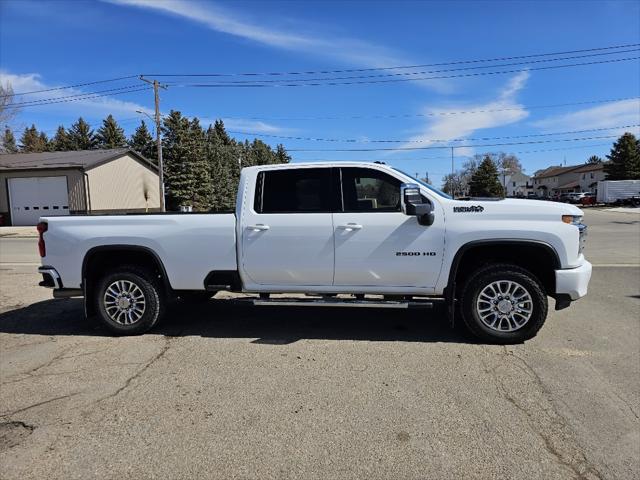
0 298 476 344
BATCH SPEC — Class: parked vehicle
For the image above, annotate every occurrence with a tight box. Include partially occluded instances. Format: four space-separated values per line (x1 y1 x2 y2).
37 162 592 344
580 193 597 206
567 192 588 204
596 180 640 205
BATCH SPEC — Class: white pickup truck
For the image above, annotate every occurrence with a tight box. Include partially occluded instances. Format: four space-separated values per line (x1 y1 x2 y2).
37 162 592 343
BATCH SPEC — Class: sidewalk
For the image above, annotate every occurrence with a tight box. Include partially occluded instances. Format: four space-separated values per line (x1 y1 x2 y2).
0 226 39 238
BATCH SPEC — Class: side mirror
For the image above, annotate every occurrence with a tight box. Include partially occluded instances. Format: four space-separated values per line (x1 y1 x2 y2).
401 183 435 226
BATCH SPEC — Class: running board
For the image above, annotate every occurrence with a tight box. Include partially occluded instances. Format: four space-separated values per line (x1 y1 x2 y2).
249 297 435 309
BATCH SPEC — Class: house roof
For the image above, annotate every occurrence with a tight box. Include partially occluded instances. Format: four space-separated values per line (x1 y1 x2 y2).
557 180 580 189
0 148 157 172
571 162 607 173
533 165 580 179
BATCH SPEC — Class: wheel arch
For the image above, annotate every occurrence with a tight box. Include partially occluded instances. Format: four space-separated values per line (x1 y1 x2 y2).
446 239 560 298
81 245 172 317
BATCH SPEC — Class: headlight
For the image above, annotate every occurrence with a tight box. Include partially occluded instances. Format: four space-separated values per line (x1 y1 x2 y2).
562 215 583 225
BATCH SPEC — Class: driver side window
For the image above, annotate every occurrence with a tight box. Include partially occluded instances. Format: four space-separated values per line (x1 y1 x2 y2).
341 168 401 212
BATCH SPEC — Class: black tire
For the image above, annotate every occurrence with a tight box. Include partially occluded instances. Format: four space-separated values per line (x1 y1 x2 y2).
459 263 548 344
94 265 165 335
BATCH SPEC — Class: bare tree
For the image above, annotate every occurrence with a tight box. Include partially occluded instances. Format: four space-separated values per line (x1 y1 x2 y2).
497 152 524 175
0 82 20 125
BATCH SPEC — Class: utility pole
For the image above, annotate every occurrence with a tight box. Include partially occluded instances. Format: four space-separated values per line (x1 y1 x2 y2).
451 147 455 197
139 76 167 212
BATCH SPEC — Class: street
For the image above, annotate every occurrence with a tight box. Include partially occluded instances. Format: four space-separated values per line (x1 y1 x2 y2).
0 208 638 479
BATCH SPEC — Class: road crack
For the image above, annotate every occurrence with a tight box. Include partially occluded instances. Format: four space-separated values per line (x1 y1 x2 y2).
482 346 604 480
95 337 172 404
0 392 84 419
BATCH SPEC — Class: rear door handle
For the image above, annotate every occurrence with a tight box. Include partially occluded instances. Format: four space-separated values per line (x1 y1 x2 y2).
248 224 270 231
337 223 363 231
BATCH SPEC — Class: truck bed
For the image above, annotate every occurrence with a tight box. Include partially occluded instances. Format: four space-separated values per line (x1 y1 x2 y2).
42 213 237 290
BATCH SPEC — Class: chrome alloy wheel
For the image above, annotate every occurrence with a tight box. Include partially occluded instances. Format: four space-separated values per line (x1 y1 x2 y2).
103 280 146 325
476 280 533 332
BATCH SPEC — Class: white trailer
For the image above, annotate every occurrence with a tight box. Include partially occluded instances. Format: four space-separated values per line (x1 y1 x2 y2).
596 180 640 204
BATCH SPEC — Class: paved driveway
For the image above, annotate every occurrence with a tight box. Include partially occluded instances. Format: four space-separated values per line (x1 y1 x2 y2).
0 208 638 479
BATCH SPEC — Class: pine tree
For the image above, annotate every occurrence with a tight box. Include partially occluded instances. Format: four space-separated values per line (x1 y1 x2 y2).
468 155 504 197
69 117 97 150
51 125 74 151
248 139 274 166
96 114 127 149
587 155 603 164
206 124 238 211
275 144 291 164
604 133 640 180
38 131 50 151
129 120 156 162
162 111 212 211
2 127 18 153
19 124 48 152
214 119 232 145
188 117 213 210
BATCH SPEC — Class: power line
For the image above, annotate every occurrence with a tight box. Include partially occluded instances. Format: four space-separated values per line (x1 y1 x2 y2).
286 134 637 152
2 75 139 98
228 124 639 144
145 42 640 77
293 142 616 163
165 48 640 86
179 56 640 88
6 84 146 107
3 43 635 98
216 96 640 121
3 86 152 109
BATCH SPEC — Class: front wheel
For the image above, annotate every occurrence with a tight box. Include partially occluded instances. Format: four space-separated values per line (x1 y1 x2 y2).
460 264 548 344
94 266 165 335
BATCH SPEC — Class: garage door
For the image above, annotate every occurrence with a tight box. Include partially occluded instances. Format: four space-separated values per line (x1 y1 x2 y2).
8 176 70 226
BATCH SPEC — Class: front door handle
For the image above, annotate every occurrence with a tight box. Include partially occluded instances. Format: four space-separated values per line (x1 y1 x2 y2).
248 224 270 231
337 223 363 231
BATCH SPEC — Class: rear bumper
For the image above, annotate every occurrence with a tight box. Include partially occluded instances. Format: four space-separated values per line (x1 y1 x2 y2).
38 266 83 298
555 260 592 301
38 266 62 289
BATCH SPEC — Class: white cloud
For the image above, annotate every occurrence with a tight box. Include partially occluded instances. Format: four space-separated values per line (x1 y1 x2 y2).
531 98 640 132
0 70 153 117
1 70 286 134
106 0 450 91
397 71 531 154
197 116 285 134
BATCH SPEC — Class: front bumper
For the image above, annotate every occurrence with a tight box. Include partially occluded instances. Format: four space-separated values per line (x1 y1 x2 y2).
555 260 592 300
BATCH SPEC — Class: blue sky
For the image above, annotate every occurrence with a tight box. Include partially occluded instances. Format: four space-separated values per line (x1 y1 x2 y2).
1 0 639 188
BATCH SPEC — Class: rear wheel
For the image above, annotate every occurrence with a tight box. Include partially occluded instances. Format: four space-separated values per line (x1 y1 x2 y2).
460 264 547 344
94 266 165 335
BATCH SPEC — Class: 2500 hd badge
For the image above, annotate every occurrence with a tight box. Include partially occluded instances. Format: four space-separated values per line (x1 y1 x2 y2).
396 251 437 256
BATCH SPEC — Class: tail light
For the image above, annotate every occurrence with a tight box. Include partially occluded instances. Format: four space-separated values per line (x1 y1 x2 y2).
37 222 47 257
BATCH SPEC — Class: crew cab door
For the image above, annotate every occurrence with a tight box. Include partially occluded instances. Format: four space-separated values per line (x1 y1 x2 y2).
240 167 336 286
333 167 445 289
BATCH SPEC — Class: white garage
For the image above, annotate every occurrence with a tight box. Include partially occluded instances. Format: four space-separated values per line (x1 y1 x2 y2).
0 149 160 226
7 176 70 226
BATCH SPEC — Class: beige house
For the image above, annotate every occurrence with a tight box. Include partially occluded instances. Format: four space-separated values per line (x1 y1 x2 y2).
532 162 607 198
0 149 159 226
573 162 607 196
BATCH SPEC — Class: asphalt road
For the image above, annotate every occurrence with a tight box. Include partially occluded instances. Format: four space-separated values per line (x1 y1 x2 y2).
0 208 638 479
0 237 40 265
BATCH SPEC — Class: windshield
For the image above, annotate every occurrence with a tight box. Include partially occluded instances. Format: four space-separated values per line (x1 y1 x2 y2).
392 168 453 199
